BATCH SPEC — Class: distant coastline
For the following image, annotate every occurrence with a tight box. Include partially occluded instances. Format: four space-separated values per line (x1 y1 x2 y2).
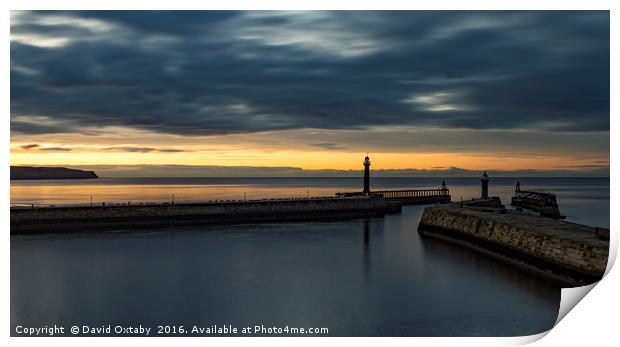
10 166 98 180
38 164 609 178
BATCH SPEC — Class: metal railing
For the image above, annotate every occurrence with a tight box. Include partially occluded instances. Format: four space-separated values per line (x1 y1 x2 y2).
513 190 558 207
371 188 449 198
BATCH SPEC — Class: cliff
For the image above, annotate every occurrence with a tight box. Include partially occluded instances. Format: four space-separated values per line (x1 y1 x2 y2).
10 166 98 180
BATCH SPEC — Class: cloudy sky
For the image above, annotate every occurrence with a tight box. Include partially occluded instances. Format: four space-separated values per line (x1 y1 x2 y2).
10 11 609 175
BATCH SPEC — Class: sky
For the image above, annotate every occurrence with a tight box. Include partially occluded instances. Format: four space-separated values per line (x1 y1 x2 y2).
10 11 610 176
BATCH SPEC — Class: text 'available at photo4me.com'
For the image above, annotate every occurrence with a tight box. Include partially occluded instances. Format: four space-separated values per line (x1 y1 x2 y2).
14 324 330 336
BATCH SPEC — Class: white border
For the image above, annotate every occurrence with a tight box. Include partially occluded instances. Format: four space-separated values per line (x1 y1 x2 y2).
4 2 617 347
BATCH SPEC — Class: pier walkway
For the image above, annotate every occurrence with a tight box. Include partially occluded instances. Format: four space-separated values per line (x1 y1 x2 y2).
370 188 450 204
336 187 451 205
11 196 402 234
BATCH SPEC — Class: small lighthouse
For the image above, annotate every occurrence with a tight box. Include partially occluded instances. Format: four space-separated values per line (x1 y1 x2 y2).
363 155 371 195
480 171 489 199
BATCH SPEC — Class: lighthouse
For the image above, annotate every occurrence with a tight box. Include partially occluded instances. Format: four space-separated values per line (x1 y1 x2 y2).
480 171 489 199
363 155 371 195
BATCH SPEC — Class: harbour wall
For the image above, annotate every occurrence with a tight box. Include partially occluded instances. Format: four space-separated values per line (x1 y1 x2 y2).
11 196 401 234
418 200 609 286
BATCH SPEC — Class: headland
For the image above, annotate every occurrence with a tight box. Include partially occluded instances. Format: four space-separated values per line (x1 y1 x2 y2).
10 166 98 180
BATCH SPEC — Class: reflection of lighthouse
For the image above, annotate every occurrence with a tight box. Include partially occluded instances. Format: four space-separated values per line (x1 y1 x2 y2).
480 171 489 199
363 155 371 195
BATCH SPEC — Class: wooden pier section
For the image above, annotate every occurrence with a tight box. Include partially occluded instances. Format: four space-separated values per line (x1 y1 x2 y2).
336 187 451 205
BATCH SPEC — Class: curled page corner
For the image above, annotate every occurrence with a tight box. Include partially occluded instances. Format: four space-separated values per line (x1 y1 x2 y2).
555 283 597 326
552 228 617 328
605 229 618 275
512 285 596 347
511 331 550 345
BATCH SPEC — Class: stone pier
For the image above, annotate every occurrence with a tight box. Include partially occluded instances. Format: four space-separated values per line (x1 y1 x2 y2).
11 196 401 234
418 199 609 286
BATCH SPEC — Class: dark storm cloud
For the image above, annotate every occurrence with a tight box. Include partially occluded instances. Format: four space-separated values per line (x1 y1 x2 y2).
40 147 71 151
10 11 609 136
101 146 187 153
11 121 74 135
21 144 39 149
157 149 187 153
102 147 157 153
310 143 348 150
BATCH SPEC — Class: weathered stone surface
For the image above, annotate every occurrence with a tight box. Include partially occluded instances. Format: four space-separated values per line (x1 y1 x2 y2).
11 196 400 233
418 200 609 284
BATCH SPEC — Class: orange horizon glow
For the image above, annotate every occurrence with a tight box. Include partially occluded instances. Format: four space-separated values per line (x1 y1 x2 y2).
9 147 607 172
9 126 609 173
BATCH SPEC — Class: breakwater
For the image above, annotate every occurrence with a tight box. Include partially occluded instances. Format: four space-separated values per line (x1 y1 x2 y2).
418 199 609 286
11 196 401 234
336 186 451 205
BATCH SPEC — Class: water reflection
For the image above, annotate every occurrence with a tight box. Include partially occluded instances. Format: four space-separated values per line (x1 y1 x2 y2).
363 218 370 275
12 215 562 336
419 235 561 305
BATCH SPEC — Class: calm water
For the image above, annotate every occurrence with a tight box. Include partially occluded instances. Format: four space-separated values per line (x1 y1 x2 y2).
10 177 609 336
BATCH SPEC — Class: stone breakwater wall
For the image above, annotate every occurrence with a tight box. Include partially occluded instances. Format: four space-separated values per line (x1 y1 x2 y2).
418 201 609 286
11 197 401 234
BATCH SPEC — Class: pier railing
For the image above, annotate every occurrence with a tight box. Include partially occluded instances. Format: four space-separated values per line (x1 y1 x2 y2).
12 187 452 210
10 195 373 210
513 190 558 207
511 189 561 218
370 188 449 199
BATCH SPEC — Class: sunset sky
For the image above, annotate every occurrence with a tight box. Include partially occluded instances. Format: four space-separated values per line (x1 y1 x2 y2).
10 11 610 175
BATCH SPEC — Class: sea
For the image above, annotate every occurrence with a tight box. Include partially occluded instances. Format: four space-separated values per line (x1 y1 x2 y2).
10 177 609 336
